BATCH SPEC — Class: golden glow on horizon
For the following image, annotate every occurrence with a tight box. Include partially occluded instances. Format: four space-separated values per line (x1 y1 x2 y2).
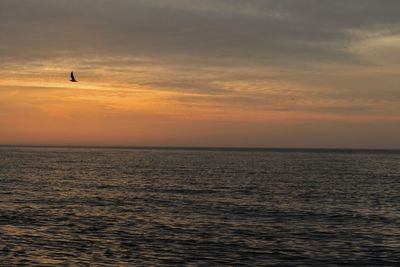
1 75 399 148
1 51 399 148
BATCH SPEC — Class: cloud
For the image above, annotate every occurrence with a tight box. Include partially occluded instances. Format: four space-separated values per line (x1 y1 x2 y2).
1 0 400 121
2 0 400 65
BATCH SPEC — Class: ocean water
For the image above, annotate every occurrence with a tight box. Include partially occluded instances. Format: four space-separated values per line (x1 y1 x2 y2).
0 147 399 266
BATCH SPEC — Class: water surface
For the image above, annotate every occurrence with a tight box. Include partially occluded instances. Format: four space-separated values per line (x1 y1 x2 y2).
0 147 399 265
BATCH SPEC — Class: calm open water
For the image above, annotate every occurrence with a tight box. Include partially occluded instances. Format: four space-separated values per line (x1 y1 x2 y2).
0 147 399 266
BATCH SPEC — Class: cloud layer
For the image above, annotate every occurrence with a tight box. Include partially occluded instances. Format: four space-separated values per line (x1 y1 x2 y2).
1 0 399 147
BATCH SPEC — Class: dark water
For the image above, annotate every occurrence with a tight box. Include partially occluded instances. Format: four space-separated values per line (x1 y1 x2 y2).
0 147 399 266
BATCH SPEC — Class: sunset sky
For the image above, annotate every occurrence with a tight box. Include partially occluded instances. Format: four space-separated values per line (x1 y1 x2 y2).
1 0 399 148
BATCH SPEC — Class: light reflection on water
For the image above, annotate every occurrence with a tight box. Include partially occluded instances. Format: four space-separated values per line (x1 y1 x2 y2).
0 147 399 265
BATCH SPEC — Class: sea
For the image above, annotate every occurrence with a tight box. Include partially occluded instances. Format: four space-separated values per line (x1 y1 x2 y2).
0 146 399 266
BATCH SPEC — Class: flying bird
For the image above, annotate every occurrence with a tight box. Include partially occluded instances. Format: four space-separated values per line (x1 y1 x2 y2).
70 72 78 82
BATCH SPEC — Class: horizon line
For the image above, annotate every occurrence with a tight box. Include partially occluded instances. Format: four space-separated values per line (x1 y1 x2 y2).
1 144 399 152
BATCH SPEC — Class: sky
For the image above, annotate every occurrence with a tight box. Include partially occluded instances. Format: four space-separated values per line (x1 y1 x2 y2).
0 0 399 148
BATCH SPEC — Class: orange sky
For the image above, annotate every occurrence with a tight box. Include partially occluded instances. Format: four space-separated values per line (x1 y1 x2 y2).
1 1 399 148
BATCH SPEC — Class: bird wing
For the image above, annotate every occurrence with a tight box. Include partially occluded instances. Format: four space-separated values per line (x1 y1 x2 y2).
71 72 75 80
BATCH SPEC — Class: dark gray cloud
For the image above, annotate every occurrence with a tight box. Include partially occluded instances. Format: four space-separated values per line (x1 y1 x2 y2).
2 0 400 65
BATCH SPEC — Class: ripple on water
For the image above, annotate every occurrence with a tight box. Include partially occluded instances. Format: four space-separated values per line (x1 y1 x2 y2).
0 147 399 265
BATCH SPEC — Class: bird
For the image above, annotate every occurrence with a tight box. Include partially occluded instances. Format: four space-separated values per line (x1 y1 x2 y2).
70 72 78 82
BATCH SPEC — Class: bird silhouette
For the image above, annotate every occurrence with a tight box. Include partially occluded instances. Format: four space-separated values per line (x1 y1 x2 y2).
70 72 78 82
